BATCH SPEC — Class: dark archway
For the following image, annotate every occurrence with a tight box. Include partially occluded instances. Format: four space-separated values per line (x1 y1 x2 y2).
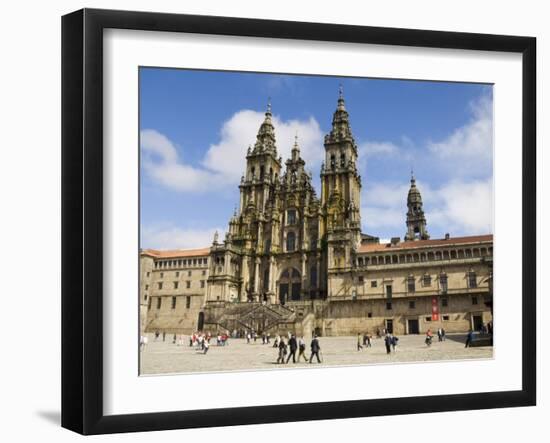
197 312 205 331
279 268 301 304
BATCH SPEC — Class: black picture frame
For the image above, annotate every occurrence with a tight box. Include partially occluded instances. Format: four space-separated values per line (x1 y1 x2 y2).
62 8 536 435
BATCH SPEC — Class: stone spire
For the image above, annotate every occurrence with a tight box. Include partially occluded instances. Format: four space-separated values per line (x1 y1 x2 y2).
252 99 277 154
326 83 354 143
405 172 430 241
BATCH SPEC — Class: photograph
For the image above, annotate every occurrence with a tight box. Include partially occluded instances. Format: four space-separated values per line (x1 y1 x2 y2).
138 69 494 375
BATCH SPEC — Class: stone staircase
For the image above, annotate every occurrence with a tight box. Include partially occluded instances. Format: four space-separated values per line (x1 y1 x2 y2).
205 302 296 333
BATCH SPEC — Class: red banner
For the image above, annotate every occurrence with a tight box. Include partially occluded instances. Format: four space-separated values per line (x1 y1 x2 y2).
431 297 439 321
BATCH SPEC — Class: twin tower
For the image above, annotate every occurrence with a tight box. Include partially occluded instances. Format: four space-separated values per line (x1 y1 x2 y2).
206 89 428 305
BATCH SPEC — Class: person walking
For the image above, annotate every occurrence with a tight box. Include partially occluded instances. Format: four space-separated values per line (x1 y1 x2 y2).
203 339 210 354
298 336 308 362
357 333 363 351
384 333 392 354
391 334 399 352
309 336 322 363
286 334 298 363
366 334 372 348
441 328 446 341
465 329 474 348
437 328 443 342
277 338 287 364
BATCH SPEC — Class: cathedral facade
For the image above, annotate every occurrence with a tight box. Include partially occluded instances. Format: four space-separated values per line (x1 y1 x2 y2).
140 92 493 337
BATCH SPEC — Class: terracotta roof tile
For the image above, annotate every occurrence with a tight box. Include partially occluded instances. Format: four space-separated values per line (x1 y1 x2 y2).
141 247 210 259
358 234 493 254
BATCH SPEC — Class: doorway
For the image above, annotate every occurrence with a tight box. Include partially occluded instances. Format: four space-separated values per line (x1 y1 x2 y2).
408 318 419 334
197 312 205 331
385 319 394 334
472 314 483 331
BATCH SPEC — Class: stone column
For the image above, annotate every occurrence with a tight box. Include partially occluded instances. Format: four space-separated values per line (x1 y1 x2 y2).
254 257 260 301
301 253 307 299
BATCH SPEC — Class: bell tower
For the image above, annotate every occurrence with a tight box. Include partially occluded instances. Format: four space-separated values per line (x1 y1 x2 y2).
320 86 362 246
405 172 430 241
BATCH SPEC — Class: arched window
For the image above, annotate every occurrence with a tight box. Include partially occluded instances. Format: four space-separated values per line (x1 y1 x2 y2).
330 154 336 169
286 231 296 252
260 165 265 180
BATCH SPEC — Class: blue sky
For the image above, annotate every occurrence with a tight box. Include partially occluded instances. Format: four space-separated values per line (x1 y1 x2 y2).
140 68 493 249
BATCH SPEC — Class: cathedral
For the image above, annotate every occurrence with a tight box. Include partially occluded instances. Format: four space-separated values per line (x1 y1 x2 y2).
140 90 493 337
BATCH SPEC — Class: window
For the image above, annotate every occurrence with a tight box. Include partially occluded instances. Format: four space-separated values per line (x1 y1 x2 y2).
358 275 364 283
156 297 162 309
472 296 478 305
160 272 164 278
186 281 191 289
158 282 163 290
468 271 477 288
407 275 416 293
310 266 317 288
171 296 177 309
146 272 150 277
188 270 192 277
145 284 149 290
425 316 432 322
409 300 416 309
440 273 448 293
201 280 205 289
330 154 336 169
287 209 297 225
186 296 191 309
386 285 393 299
286 231 296 252
367 312 372 318
443 315 450 321
371 280 378 288
175 271 179 277
441 298 448 307
173 281 178 289
202 270 206 276
423 274 431 286
386 302 392 310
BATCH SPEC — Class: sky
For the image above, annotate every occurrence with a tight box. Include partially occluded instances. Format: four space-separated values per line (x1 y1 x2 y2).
140 68 493 249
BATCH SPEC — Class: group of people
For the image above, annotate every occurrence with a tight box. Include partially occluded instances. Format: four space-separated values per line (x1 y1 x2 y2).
356 333 373 350
275 333 322 364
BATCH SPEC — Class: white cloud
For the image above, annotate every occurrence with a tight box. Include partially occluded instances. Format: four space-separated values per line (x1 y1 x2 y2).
359 141 400 158
428 94 493 177
202 110 323 182
141 110 323 192
141 224 225 250
362 178 493 238
141 129 219 192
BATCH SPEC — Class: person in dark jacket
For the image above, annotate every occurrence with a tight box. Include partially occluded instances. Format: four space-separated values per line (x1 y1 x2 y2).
465 329 474 348
277 338 287 364
309 336 321 363
384 333 392 354
286 335 298 363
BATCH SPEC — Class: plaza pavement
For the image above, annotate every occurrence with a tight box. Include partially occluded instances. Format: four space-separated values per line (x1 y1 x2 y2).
140 333 493 375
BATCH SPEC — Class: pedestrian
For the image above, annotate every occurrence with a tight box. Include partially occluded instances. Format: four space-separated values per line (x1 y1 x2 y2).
465 329 474 348
366 334 372 348
203 339 210 354
267 333 271 344
298 336 308 362
173 333 176 344
376 328 381 338
286 334 298 363
162 331 166 342
309 335 322 363
273 335 279 348
441 328 446 341
155 330 160 341
384 333 392 354
140 335 148 351
391 334 399 352
246 331 251 344
357 333 363 351
425 329 433 347
277 338 287 364
437 328 443 342
362 333 368 346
